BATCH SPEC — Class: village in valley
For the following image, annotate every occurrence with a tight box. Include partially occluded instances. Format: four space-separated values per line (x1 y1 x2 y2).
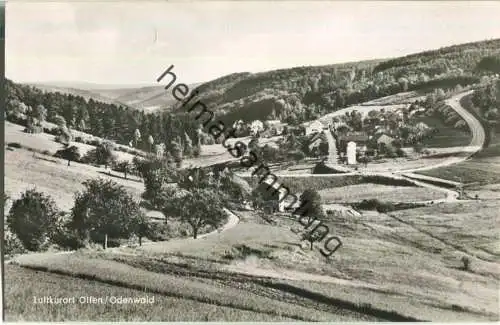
3 2 500 322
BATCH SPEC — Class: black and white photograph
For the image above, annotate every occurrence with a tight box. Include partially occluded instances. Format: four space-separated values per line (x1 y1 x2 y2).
2 1 500 322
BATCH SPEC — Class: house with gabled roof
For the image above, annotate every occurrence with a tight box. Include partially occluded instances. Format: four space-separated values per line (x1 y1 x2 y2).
338 131 369 143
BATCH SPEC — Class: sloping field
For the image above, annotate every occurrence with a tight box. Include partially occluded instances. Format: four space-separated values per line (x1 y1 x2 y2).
4 149 144 212
128 202 499 321
5 122 136 161
414 116 472 148
6 121 233 166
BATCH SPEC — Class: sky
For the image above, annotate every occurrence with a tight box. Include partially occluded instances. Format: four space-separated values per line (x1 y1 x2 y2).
6 1 500 86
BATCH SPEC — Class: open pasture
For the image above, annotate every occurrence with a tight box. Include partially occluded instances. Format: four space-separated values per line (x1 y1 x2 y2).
318 184 445 203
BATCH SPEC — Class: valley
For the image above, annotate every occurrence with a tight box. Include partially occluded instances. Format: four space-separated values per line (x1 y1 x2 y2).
4 37 500 322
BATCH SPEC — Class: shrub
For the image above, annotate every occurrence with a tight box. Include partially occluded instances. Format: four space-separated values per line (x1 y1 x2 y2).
81 142 116 168
297 188 325 220
144 222 171 242
7 189 60 251
353 199 395 213
49 216 86 250
461 256 471 271
4 229 27 256
50 127 61 135
7 142 22 148
192 145 201 157
41 127 60 136
376 202 395 213
54 125 73 145
360 175 416 187
113 160 132 179
354 199 382 211
312 161 344 174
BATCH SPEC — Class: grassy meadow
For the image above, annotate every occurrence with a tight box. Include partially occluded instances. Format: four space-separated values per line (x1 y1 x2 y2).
318 184 445 203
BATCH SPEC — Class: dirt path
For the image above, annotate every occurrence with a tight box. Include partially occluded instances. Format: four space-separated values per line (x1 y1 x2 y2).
198 208 240 239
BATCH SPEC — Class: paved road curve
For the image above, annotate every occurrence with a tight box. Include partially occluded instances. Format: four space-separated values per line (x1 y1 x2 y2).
400 90 485 174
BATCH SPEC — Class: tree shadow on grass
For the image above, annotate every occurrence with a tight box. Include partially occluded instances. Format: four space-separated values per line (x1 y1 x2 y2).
97 171 142 183
275 241 303 248
34 155 61 164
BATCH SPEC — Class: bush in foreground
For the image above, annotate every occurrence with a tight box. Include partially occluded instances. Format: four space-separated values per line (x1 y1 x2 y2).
7 189 60 251
4 229 27 256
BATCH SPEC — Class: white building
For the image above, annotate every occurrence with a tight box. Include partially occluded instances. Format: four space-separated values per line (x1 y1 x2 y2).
265 120 286 135
305 120 324 136
346 141 357 165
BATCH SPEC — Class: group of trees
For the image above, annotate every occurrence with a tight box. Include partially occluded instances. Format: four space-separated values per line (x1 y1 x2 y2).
138 159 253 238
4 167 241 254
5 180 151 253
472 79 500 132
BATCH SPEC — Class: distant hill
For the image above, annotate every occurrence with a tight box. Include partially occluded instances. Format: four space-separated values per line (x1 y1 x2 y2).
25 84 133 108
95 83 202 112
27 81 155 90
25 82 201 112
